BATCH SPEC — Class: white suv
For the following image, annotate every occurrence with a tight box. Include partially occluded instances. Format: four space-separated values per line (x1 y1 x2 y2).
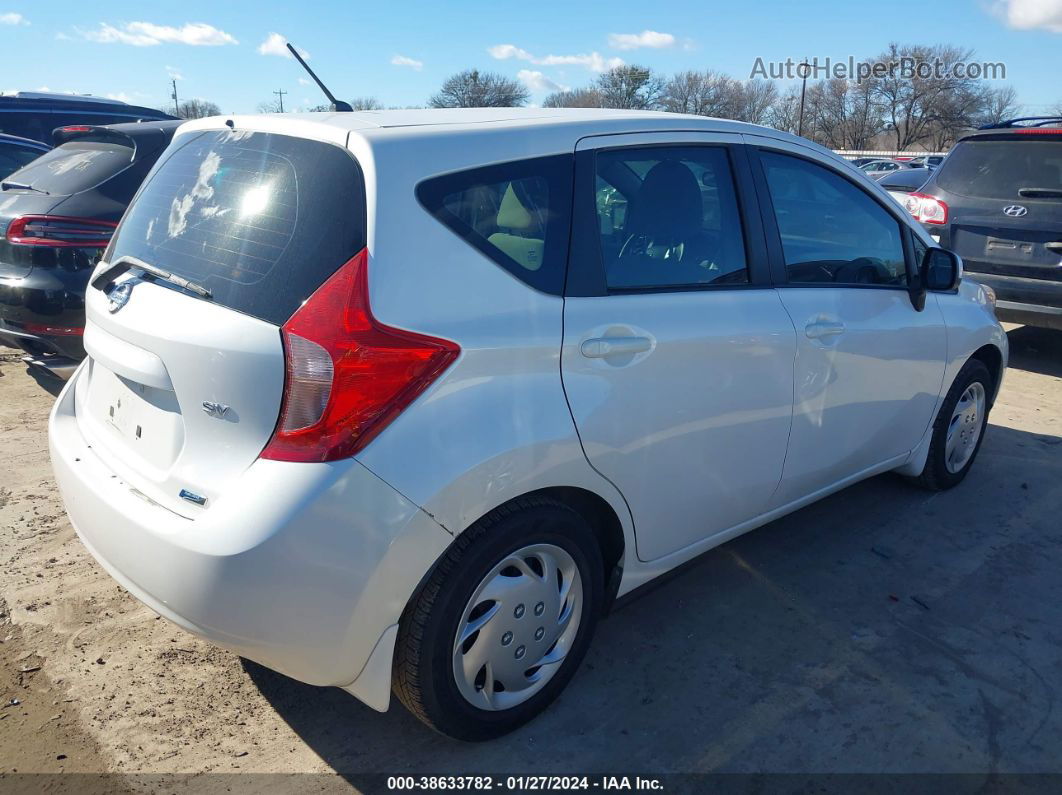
49 109 1007 740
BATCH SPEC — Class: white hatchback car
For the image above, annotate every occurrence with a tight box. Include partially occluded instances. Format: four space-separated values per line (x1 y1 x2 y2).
49 109 1006 741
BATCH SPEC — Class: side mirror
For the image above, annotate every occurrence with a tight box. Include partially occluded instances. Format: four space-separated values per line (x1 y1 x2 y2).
909 247 961 311
923 247 962 291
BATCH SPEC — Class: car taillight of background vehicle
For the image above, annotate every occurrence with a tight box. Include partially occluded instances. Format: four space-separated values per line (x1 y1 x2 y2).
6 215 117 247
260 249 460 463
902 193 949 225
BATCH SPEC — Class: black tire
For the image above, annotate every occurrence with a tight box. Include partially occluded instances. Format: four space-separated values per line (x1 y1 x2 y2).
913 358 993 491
392 495 604 741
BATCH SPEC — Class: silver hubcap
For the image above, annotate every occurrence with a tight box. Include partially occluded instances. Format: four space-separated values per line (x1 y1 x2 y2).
452 543 582 711
945 382 986 474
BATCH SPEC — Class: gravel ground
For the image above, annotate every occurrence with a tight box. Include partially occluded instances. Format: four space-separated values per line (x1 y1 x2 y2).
0 325 1060 792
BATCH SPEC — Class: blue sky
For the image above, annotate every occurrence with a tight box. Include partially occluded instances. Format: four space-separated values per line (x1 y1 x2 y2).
1 0 1060 114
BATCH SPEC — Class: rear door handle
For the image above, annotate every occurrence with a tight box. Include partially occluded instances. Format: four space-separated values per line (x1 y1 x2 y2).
1046 242 1062 254
580 336 652 358
805 321 846 340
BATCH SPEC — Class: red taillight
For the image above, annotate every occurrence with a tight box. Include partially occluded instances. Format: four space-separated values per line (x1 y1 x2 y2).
6 215 117 247
260 249 460 463
21 322 84 336
903 192 949 225
1011 128 1062 135
59 125 92 133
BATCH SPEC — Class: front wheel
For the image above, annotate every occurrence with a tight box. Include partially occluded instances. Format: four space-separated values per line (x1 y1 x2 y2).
392 496 604 741
913 359 992 490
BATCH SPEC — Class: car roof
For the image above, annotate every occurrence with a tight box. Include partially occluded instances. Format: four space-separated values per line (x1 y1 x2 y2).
0 131 49 149
176 107 814 138
176 108 844 165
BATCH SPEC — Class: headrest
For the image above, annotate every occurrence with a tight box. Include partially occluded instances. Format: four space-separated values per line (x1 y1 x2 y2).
496 183 534 231
626 161 702 239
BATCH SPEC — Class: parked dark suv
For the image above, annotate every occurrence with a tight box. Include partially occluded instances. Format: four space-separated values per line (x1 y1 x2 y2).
0 92 175 145
0 120 182 377
904 117 1062 330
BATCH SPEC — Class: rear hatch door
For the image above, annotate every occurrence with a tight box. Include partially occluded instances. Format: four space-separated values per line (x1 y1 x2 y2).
75 126 366 516
934 138 1062 281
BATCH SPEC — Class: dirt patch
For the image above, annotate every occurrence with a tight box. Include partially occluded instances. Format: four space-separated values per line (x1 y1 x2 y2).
0 327 1060 784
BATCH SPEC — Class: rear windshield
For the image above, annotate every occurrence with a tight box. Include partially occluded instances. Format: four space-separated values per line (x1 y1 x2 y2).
936 140 1062 200
6 140 133 195
107 129 366 325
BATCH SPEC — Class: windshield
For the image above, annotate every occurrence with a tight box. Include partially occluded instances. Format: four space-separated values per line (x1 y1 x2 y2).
936 140 1062 200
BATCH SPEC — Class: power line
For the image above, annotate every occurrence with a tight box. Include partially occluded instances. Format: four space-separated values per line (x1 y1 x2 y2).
273 88 287 113
171 79 179 116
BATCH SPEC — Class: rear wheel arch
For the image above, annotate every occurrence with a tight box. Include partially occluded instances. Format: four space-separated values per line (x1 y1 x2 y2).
401 486 627 634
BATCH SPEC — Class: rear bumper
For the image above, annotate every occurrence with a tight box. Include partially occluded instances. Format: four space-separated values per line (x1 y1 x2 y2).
963 271 1062 331
49 366 452 703
0 268 88 360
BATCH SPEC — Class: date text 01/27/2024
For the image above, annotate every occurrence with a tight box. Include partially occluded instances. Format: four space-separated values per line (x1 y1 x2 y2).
386 776 665 791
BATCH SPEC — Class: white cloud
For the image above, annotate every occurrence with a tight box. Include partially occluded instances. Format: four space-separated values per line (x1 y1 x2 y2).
298 77 312 86
106 91 134 103
390 54 423 71
166 65 183 80
82 21 237 46
258 32 307 58
1 12 28 25
996 0 1062 31
607 30 676 50
517 70 568 94
488 43 623 73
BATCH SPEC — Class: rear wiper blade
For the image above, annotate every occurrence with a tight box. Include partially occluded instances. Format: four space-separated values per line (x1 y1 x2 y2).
91 255 212 300
1018 187 1062 199
0 180 49 194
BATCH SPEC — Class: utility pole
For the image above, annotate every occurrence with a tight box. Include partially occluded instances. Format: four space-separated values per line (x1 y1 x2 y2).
797 59 811 138
171 79 179 116
273 88 287 113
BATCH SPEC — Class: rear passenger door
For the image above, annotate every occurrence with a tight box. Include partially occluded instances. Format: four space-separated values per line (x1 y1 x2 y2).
561 133 796 563
746 138 947 507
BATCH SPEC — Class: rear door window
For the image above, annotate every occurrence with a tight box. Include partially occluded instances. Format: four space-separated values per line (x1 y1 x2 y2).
416 155 572 295
5 141 133 195
106 129 367 325
936 140 1062 200
594 145 748 289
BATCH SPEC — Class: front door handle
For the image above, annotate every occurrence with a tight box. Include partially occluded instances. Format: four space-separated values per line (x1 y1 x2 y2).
580 336 653 359
805 321 846 340
1046 242 1062 254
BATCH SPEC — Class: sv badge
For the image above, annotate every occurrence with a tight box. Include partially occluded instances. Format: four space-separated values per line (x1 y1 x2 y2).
201 401 231 419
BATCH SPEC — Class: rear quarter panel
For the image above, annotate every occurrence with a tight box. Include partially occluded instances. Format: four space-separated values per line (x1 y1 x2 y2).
348 127 636 557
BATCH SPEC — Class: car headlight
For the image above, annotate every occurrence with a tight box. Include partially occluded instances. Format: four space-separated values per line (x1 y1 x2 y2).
981 284 997 308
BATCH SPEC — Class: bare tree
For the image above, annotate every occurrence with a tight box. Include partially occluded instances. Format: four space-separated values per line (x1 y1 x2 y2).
256 99 285 113
595 65 665 110
429 69 529 108
735 80 778 125
766 86 801 134
975 85 1021 127
542 88 603 108
349 97 383 110
870 43 979 150
662 70 742 117
177 99 220 119
160 99 221 119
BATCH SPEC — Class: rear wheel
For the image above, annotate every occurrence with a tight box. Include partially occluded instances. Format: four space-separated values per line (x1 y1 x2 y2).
393 496 603 741
914 359 992 490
